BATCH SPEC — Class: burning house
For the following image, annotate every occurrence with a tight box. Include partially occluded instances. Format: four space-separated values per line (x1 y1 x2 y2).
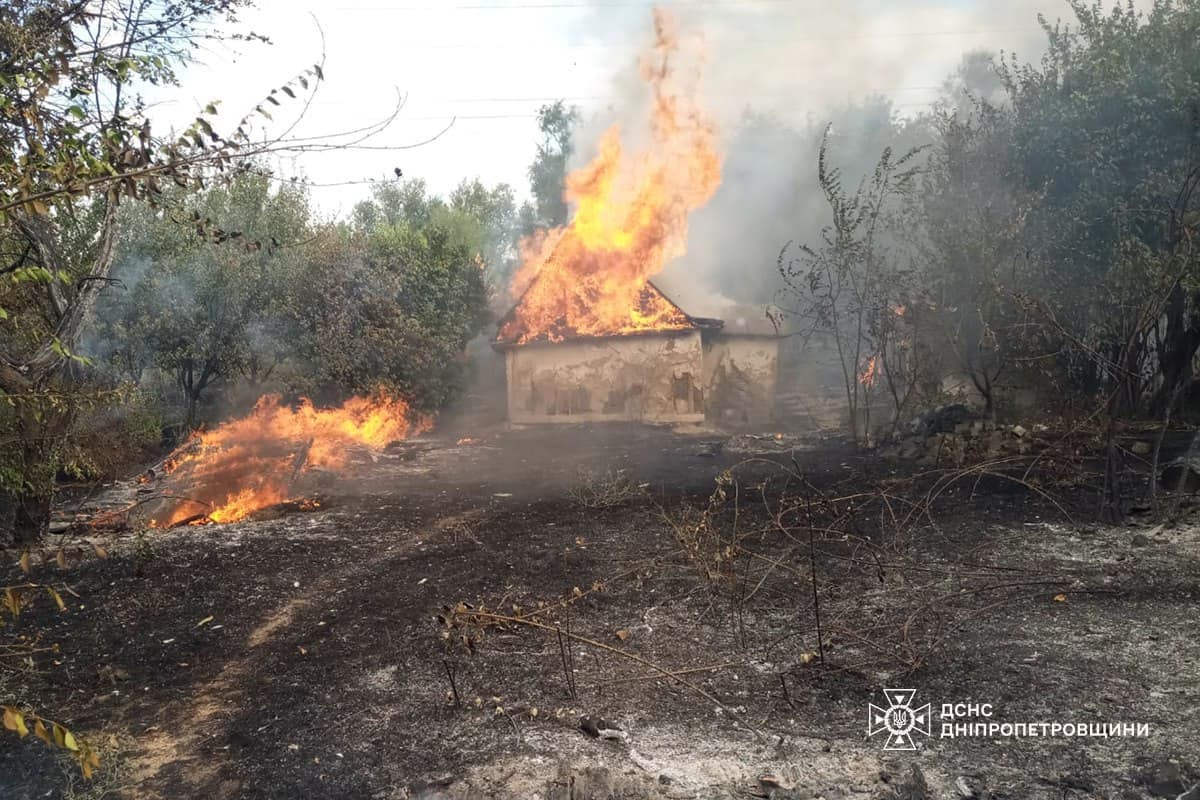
491 9 778 427
494 282 779 426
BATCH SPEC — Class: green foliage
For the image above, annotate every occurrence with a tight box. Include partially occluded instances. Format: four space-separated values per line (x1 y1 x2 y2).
94 171 310 426
778 127 926 442
0 0 328 543
522 101 580 234
904 103 1037 414
297 185 492 411
92 175 494 425
783 0 1200 430
449 178 520 297
997 0 1200 405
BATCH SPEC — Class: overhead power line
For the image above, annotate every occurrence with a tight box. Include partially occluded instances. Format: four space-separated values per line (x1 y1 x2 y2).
438 87 942 102
384 29 1028 48
340 0 871 9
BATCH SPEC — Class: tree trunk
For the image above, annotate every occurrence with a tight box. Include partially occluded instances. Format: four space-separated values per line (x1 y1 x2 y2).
0 200 120 544
184 391 200 430
1153 284 1200 415
11 490 52 545
179 358 216 430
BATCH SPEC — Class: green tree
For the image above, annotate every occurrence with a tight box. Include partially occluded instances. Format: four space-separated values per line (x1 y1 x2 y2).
998 0 1200 412
0 0 279 542
292 214 490 412
352 179 439 232
94 173 310 428
905 103 1036 417
449 178 518 299
522 101 580 234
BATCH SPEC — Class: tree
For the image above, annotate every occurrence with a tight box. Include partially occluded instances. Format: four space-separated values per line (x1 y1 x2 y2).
939 50 1006 113
0 0 355 542
352 179 438 232
777 128 925 444
93 172 311 428
521 101 580 234
985 0 1200 517
0 1 245 541
449 178 518 300
291 214 490 413
998 0 1200 413
904 103 1037 418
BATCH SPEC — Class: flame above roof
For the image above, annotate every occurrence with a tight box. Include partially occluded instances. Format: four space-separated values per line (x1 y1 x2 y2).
494 279 721 347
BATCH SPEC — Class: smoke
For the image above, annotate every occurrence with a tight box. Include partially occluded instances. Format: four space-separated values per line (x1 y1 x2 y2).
557 0 1149 318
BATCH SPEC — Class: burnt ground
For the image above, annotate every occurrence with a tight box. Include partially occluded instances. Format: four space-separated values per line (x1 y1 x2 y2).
1 424 1199 799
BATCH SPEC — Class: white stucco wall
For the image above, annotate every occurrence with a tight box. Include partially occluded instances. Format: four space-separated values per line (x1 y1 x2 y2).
702 334 779 425
504 330 706 424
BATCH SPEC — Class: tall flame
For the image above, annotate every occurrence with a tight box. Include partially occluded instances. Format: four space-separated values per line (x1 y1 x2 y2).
153 394 430 526
499 9 722 344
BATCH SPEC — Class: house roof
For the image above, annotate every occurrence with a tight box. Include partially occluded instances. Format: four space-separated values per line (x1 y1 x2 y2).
493 278 722 349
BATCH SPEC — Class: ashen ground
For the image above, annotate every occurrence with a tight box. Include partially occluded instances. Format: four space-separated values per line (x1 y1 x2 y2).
1 424 1198 799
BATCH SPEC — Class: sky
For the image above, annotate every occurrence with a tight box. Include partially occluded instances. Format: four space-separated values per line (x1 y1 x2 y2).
155 0 1116 219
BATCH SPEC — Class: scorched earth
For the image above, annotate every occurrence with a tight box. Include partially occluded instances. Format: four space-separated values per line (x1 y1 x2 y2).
1 424 1198 800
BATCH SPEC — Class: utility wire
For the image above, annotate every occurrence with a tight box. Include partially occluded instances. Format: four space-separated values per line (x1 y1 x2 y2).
339 0 890 8
390 29 1029 48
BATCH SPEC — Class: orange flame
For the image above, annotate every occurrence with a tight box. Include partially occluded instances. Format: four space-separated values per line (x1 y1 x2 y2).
153 394 429 526
499 9 721 344
859 356 879 389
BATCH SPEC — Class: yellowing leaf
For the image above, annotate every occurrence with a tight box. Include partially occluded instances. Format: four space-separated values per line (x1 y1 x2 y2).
34 719 51 744
3 707 28 737
46 587 66 612
18 550 30 574
3 588 20 618
52 723 78 751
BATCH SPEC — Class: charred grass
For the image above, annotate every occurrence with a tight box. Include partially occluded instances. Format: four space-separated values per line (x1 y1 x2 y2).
2 430 1199 798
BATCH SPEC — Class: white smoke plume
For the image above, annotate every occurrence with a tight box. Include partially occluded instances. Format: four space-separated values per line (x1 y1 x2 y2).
557 0 1152 317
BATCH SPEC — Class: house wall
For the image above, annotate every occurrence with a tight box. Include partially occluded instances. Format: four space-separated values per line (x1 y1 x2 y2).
504 330 706 424
702 334 779 426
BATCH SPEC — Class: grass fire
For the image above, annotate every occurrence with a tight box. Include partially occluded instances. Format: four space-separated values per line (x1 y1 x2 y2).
150 395 429 527
3 2 1200 799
